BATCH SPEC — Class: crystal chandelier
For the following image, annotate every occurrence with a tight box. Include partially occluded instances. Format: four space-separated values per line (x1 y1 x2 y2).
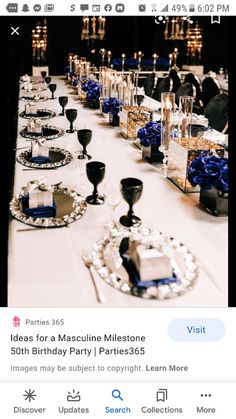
81 16 106 41
186 21 203 64
32 19 47 65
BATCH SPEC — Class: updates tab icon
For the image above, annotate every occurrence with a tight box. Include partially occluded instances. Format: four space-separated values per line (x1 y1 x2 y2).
6 3 18 12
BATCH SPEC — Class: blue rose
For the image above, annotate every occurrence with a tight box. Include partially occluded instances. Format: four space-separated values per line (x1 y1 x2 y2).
188 153 228 192
137 121 161 147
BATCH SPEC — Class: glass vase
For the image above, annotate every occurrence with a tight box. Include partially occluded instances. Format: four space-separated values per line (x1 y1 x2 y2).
199 188 228 216
178 95 194 138
109 112 120 126
159 92 175 177
142 144 164 163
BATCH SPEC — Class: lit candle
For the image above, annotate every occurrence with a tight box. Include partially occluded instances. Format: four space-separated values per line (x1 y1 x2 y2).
121 53 126 72
173 48 178 66
107 51 112 67
168 53 173 68
98 16 102 31
152 53 158 71
100 48 106 66
69 54 73 72
162 95 172 148
138 51 142 70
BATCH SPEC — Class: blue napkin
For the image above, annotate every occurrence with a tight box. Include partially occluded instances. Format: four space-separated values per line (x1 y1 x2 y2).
119 237 177 289
21 195 56 218
27 152 51 164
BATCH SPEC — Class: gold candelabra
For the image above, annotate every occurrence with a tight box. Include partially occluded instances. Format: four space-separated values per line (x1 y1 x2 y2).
32 19 47 65
164 17 191 40
81 16 106 41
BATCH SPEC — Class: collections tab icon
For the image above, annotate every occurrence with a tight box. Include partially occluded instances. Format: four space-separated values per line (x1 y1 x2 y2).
156 389 168 402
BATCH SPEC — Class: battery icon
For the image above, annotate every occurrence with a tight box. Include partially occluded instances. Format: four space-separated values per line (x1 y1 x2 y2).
189 4 195 12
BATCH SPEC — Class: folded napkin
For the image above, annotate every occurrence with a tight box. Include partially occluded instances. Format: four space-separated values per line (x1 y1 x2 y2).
21 195 56 218
27 152 51 164
119 237 177 289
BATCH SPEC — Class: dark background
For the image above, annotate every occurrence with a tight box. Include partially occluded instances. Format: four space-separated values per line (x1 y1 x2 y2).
6 16 229 75
1 16 232 307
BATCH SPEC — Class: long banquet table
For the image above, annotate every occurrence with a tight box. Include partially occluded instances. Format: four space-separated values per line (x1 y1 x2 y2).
8 76 228 307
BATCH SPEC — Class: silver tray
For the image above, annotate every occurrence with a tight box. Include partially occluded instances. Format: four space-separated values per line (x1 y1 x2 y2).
19 95 49 102
89 227 198 299
19 109 56 120
20 125 64 140
10 186 87 228
16 147 73 169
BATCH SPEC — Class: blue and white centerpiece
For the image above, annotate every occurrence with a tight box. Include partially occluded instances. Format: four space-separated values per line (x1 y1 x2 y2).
137 121 164 163
102 97 123 126
188 153 228 216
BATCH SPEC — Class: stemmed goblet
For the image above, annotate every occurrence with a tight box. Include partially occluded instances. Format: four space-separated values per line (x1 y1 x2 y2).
86 161 106 205
65 108 77 133
77 129 92 160
44 76 51 87
119 177 143 227
135 95 144 106
104 180 122 231
48 83 57 99
41 71 47 82
58 96 68 116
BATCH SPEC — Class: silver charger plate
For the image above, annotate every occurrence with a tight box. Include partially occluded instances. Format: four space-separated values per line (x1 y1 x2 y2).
20 125 64 140
19 109 56 120
16 147 73 169
88 227 198 300
10 186 87 228
19 95 49 102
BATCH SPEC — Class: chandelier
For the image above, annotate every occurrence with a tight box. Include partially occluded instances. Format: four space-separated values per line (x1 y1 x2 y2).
32 19 47 65
81 16 106 41
186 21 203 64
164 17 192 40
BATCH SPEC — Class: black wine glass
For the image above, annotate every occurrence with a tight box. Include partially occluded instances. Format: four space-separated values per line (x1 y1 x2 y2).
86 161 106 205
135 95 144 106
77 129 92 160
44 76 51 87
119 177 143 227
58 96 68 116
65 108 77 133
48 83 57 99
41 71 47 81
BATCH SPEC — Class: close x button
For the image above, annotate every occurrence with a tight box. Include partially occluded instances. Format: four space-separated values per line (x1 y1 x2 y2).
10 27 20 35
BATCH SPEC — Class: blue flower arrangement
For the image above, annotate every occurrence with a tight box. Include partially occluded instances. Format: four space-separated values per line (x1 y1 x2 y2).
102 97 123 115
137 121 162 147
187 153 228 193
82 80 98 92
126 58 138 68
81 80 101 103
112 58 122 68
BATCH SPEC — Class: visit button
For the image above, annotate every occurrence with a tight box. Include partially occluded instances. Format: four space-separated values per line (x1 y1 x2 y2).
168 319 225 341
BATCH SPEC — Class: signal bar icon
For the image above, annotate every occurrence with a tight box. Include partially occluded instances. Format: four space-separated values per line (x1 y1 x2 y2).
161 4 168 12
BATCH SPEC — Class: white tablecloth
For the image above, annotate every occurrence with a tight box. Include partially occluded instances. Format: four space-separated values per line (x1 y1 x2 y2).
8 76 228 307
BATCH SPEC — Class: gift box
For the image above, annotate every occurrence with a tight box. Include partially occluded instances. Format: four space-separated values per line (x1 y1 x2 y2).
120 106 152 140
167 137 225 193
21 191 56 218
25 103 37 115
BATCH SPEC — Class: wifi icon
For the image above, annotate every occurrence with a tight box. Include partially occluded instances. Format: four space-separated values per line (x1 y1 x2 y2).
161 4 169 12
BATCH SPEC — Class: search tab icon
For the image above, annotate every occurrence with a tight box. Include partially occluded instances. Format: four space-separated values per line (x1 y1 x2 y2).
112 389 123 401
